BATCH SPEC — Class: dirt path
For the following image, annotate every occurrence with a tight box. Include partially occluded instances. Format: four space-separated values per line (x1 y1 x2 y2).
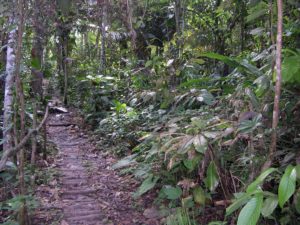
35 111 157 225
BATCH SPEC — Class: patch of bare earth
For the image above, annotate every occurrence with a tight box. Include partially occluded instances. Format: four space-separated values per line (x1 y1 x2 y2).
33 111 158 225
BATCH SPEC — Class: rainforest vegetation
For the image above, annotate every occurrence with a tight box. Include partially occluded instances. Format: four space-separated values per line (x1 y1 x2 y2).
0 0 300 224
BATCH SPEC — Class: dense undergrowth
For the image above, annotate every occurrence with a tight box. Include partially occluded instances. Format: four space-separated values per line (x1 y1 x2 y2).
74 49 300 224
1 0 300 224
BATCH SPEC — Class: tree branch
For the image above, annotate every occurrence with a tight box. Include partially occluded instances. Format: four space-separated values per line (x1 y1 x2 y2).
0 105 49 171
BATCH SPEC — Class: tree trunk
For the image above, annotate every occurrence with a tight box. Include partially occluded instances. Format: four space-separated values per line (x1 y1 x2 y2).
262 0 283 171
126 0 137 52
3 17 17 156
99 0 107 74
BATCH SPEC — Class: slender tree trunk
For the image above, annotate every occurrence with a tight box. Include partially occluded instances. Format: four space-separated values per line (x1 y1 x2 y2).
269 0 275 46
63 58 68 105
95 25 101 58
176 0 185 59
30 101 37 167
99 0 107 74
3 18 17 155
262 0 283 171
126 0 137 52
14 0 29 224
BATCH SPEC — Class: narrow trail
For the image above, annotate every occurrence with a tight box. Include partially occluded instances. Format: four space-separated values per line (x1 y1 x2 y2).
39 111 157 225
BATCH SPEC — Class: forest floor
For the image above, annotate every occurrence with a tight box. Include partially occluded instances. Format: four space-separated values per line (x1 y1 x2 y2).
33 109 159 225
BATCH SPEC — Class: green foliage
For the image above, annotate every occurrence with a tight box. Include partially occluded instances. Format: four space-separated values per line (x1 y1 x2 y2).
162 186 183 200
278 165 297 208
227 165 300 225
282 50 300 84
133 174 159 198
237 194 263 225
204 161 219 192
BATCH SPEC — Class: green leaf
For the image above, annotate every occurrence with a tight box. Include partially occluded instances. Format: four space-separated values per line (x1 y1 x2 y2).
133 174 159 198
193 186 206 205
112 154 137 169
246 168 277 193
200 52 240 68
183 155 201 171
240 60 263 76
162 186 182 200
278 165 297 208
145 60 152 67
237 193 263 225
226 193 251 216
204 161 219 192
193 135 207 154
197 89 215 106
246 1 268 23
261 196 278 217
237 114 262 134
282 55 300 84
181 196 194 208
245 88 260 111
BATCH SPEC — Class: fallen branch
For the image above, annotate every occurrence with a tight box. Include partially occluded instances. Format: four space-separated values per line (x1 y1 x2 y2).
48 123 76 127
0 105 49 171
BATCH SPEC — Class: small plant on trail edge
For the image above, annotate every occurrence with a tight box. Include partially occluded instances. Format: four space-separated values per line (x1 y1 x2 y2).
226 165 300 225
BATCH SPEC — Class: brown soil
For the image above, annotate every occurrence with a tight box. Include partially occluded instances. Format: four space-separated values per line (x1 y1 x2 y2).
33 111 159 225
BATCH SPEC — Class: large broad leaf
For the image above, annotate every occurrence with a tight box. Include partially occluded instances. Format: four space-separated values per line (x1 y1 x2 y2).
162 186 182 200
226 193 251 216
282 55 300 84
246 168 277 194
200 52 263 77
237 194 263 225
278 165 297 208
261 196 278 217
204 162 219 192
133 174 159 198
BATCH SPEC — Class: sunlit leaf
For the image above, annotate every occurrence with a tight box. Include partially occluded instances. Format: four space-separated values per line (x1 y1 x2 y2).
261 196 278 217
193 135 207 154
278 165 297 208
226 193 251 216
246 168 277 194
237 193 263 225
